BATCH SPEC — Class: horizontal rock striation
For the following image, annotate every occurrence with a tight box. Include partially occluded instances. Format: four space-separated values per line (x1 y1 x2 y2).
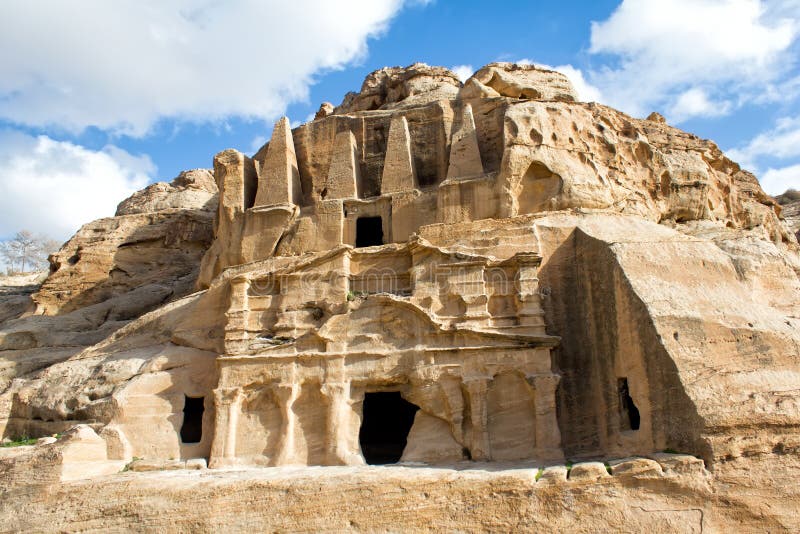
0 61 798 531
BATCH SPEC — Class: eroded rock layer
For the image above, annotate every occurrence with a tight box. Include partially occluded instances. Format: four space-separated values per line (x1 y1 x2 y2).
0 62 798 531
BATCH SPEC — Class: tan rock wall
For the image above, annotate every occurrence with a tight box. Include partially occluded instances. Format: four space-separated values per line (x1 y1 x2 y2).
533 213 800 463
1 62 798 531
2 285 227 440
499 101 791 245
3 454 799 532
207 74 793 291
115 169 217 216
34 209 213 316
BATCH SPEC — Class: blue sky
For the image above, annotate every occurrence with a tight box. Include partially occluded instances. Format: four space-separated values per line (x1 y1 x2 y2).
1 0 799 240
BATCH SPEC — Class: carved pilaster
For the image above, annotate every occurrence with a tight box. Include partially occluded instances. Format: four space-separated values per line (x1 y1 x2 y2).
320 381 363 466
208 387 244 468
272 382 301 466
463 377 491 460
514 254 546 333
224 276 251 354
526 373 564 462
439 375 466 444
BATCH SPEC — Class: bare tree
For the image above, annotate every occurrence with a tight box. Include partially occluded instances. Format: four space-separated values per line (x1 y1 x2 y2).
0 231 60 274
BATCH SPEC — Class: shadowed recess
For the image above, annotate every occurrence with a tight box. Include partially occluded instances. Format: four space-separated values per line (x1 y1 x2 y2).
180 395 205 444
359 392 419 464
356 216 384 248
618 378 640 431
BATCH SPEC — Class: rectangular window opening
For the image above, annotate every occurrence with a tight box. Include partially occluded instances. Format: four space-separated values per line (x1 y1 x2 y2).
356 216 384 248
180 395 205 444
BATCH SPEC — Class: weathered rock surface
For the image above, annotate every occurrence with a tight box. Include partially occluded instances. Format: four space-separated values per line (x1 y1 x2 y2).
115 169 217 215
462 62 579 102
530 213 800 461
335 62 462 113
776 188 800 240
0 171 218 437
0 424 125 488
0 61 798 531
1 455 799 532
0 272 46 324
33 209 213 316
33 169 218 316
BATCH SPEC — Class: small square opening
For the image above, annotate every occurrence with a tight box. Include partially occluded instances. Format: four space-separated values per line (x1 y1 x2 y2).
356 216 384 248
617 378 640 431
180 395 205 444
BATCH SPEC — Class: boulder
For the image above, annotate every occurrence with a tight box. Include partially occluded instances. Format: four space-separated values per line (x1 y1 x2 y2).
335 63 462 113
463 62 578 102
116 169 217 215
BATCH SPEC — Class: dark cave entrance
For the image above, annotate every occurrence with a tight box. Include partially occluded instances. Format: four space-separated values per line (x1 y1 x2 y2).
180 395 205 443
618 378 641 431
359 392 419 464
355 216 384 248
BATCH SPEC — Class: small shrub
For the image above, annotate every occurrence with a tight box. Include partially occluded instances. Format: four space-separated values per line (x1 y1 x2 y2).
346 290 368 302
0 436 37 448
121 456 143 472
534 468 544 481
565 460 573 472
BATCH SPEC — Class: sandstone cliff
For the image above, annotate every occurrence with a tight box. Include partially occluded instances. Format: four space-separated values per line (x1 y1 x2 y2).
0 62 798 532
0 170 217 427
776 188 800 240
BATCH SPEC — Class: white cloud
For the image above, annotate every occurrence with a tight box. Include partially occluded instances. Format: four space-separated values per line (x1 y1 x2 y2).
0 132 153 240
668 87 732 122
726 115 800 193
760 163 800 194
451 64 474 82
515 59 603 103
249 135 267 153
588 0 800 121
551 65 603 103
727 115 800 169
0 0 410 136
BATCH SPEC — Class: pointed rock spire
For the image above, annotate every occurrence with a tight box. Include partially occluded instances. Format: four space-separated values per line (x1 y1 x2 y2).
381 116 417 194
325 129 360 199
446 103 484 179
255 117 301 206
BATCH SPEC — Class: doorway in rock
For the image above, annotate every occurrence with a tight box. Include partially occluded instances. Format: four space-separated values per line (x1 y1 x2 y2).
359 391 419 464
180 395 205 443
356 216 384 248
617 378 641 431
